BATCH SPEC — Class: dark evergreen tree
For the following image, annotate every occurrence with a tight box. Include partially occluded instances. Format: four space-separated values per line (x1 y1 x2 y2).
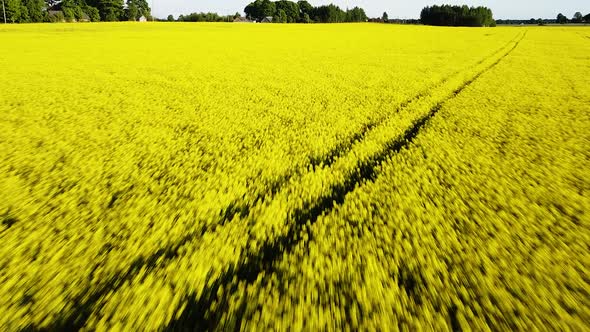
420 5 494 27
312 4 345 23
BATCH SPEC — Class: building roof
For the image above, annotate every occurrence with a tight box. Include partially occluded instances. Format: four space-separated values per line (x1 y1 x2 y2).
233 17 252 23
47 10 89 21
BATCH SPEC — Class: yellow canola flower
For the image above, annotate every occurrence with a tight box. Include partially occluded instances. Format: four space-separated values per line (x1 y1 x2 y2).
0 23 588 330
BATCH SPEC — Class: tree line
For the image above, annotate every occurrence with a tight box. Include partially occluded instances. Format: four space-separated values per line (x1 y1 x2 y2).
556 12 590 24
1 0 150 23
244 0 367 23
5 1 589 26
495 12 590 25
173 12 240 23
420 5 495 27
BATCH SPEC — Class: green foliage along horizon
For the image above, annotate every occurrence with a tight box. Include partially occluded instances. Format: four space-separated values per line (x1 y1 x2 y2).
420 5 495 27
176 12 236 22
244 0 367 23
1 0 150 23
1 1 588 24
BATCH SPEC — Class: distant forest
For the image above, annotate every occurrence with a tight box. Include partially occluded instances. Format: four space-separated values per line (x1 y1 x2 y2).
496 12 590 25
419 6 590 27
173 0 368 23
1 0 150 23
420 5 495 27
244 0 366 23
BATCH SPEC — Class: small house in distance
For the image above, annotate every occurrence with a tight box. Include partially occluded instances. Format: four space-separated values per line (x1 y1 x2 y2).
261 16 273 23
138 16 148 22
47 9 89 22
233 17 253 23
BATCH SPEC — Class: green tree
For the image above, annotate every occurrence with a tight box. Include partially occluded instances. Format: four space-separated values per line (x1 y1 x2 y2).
313 4 345 23
273 8 286 23
556 13 568 24
275 0 298 22
297 0 312 17
243 2 257 20
5 0 24 22
260 0 275 17
421 5 494 27
167 14 174 21
126 0 137 20
345 6 366 22
62 7 74 21
572 12 583 23
134 0 149 18
382 11 388 22
244 0 275 21
87 0 123 21
584 13 590 23
85 5 99 21
61 0 84 22
126 0 149 20
23 0 44 22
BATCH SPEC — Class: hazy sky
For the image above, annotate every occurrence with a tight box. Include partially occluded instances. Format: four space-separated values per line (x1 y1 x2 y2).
152 1 590 20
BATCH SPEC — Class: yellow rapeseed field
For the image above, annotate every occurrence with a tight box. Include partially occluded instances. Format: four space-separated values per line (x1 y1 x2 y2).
1 23 588 330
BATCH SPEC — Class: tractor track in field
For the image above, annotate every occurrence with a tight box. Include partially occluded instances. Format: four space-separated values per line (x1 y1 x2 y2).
41 78 441 332
43 32 526 331
166 31 527 331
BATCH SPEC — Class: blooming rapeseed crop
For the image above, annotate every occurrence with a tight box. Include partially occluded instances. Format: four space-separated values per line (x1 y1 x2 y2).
0 23 588 330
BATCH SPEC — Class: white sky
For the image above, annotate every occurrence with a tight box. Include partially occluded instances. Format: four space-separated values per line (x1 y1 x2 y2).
152 1 590 20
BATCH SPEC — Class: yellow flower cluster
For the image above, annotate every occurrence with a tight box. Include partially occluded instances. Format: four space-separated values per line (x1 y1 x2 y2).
0 23 587 330
218 27 590 330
